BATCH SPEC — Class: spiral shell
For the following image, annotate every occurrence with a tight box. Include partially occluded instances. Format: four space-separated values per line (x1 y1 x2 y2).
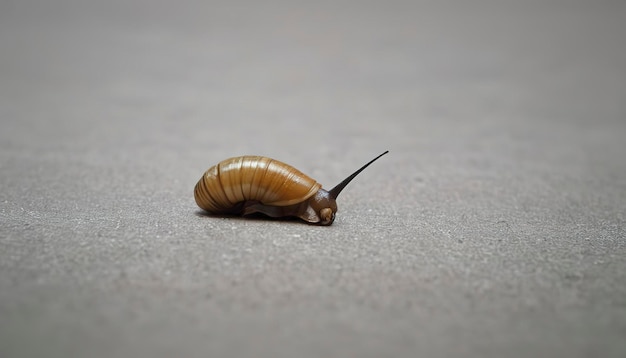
194 156 321 213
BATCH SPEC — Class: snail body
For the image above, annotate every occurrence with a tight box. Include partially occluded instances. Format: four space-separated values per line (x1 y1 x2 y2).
194 151 388 225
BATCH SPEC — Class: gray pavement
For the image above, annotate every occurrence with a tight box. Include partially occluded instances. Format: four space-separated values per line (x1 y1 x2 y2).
1 1 625 357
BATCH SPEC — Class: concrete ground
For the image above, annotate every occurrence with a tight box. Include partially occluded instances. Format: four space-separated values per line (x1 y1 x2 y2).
1 1 625 357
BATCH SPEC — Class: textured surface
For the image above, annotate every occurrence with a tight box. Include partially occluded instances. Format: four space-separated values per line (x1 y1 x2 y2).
1 1 626 357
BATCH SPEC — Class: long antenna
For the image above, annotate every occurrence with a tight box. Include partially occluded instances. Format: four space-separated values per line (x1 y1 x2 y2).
328 150 389 199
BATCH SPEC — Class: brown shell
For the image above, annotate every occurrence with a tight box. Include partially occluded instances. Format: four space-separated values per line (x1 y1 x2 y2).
194 156 322 213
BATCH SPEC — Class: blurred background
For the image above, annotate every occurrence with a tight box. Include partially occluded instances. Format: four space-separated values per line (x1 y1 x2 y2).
1 1 625 357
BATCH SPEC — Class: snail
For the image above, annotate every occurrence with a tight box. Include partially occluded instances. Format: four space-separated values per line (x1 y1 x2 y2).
194 151 388 225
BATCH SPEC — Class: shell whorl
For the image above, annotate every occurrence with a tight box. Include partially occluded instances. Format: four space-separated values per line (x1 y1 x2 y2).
194 156 321 213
